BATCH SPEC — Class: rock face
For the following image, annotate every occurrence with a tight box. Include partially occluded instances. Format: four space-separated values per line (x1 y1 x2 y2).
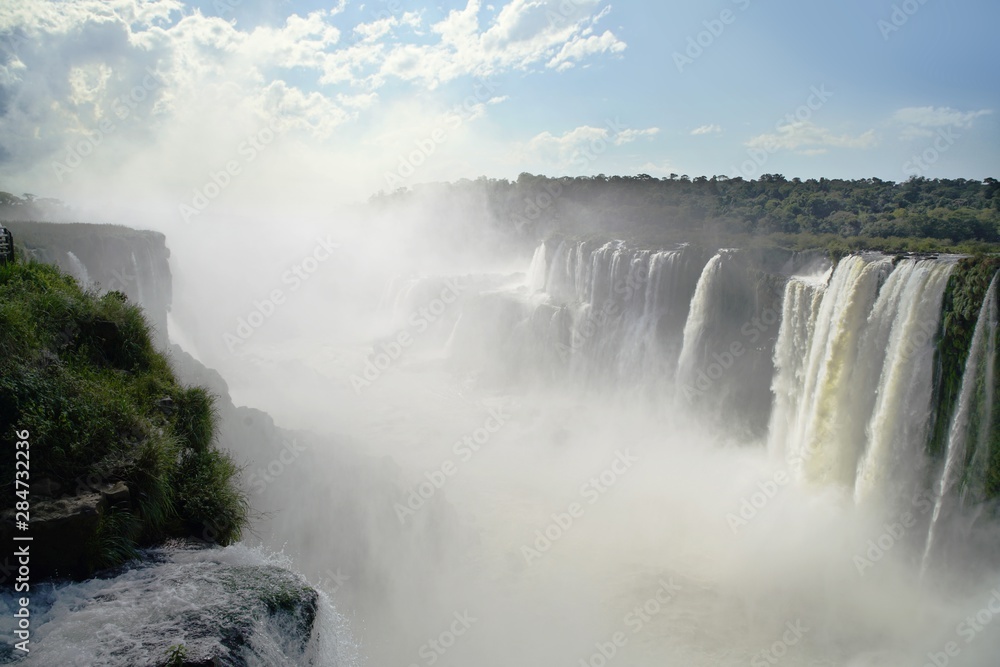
6 221 173 346
0 483 131 580
1 494 101 580
0 544 339 667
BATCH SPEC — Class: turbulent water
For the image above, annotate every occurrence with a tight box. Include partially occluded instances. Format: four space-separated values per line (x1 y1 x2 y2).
0 545 357 666
28 236 1000 666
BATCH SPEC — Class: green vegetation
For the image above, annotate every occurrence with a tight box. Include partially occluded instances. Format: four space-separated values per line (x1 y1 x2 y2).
374 174 1000 255
0 257 248 569
929 257 1000 501
164 644 187 667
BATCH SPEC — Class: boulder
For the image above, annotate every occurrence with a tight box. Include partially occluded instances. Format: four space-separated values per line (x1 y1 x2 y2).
11 546 332 667
0 492 103 579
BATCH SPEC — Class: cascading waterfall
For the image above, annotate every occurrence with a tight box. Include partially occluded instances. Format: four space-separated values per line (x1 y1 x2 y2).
65 251 91 286
674 253 723 388
854 259 955 506
514 239 704 388
130 251 146 305
480 241 994 517
922 273 1000 572
526 242 548 292
963 277 999 507
770 255 892 485
767 256 958 507
767 273 827 465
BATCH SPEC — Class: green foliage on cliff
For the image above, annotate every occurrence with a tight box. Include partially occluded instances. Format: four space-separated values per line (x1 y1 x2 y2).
0 258 248 570
931 256 1000 501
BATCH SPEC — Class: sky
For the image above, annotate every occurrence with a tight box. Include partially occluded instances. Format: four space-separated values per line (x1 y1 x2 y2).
0 0 997 220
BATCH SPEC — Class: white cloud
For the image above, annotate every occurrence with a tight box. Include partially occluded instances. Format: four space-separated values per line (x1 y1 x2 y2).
746 121 877 154
892 106 993 141
893 106 992 129
518 123 658 166
690 124 721 136
614 127 659 146
0 0 627 199
546 30 626 71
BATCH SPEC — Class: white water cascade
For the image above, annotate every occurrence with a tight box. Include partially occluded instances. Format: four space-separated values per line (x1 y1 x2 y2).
922 272 1000 572
65 251 91 287
675 253 724 389
768 255 893 485
766 256 956 505
854 259 956 506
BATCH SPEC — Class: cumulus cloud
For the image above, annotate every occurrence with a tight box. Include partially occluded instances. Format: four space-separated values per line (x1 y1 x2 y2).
0 0 627 211
893 106 993 139
690 124 721 136
614 127 659 145
518 122 658 167
746 121 877 154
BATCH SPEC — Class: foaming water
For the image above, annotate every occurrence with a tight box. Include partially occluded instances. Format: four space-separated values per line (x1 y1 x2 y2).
0 545 359 666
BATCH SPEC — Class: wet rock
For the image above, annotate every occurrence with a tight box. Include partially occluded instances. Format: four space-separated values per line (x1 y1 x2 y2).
0 492 103 579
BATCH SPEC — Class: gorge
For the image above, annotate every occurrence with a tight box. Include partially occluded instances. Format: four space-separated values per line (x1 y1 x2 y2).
4 217 1000 665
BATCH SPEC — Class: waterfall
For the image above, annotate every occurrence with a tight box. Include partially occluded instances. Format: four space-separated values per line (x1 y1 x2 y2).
498 239 704 389
65 251 91 287
767 273 827 465
777 255 891 485
766 255 956 506
675 253 723 387
130 251 146 305
854 260 955 506
526 241 548 292
468 242 992 511
922 273 1000 571
964 277 999 507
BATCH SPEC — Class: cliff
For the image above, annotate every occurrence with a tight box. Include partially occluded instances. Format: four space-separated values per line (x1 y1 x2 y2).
4 222 172 347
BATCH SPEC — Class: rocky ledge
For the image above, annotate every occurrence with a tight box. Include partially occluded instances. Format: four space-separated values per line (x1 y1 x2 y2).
0 543 333 666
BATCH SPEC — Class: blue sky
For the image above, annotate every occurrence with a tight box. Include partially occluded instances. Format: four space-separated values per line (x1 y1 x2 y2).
0 0 997 215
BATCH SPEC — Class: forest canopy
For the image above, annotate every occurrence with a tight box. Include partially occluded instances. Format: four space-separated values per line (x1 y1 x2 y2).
371 174 1000 253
